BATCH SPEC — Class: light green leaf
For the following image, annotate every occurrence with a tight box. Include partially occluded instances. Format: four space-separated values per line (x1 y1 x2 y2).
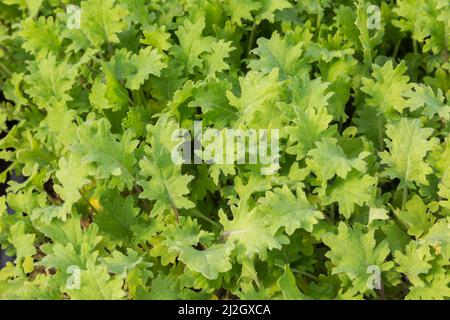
66 261 126 300
323 223 392 294
105 47 166 90
320 171 377 219
306 137 369 182
80 0 128 47
379 118 439 187
257 185 323 235
277 265 309 300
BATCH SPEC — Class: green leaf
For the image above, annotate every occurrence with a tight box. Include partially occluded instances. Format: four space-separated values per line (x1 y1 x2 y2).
40 242 91 276
219 202 287 260
438 173 450 210
121 0 154 28
430 138 450 177
54 153 94 206
290 75 333 111
80 0 128 48
255 0 292 23
368 207 389 224
8 221 36 260
203 40 235 79
277 265 309 300
393 0 449 55
394 195 435 238
422 218 450 259
147 274 180 300
73 118 139 191
173 17 214 74
178 244 232 280
138 115 195 216
320 171 377 219
36 215 102 253
286 105 335 160
66 261 126 300
94 195 140 244
19 16 61 55
355 0 384 65
3 73 28 107
406 275 450 300
249 32 306 80
323 223 392 294
361 61 414 115
189 80 237 128
223 0 261 26
409 85 450 121
2 0 449 301
394 242 433 286
257 185 323 235
379 118 439 187
306 137 369 182
25 55 77 108
100 249 144 274
105 47 167 90
381 221 411 254
227 69 284 126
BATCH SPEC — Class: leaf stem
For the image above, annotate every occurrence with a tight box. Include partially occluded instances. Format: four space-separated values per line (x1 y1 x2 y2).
107 41 113 58
316 12 322 42
330 203 335 224
402 184 408 211
247 22 257 58
443 27 449 63
137 90 146 106
393 40 401 60
378 116 384 150
413 40 418 55
0 61 12 77
190 209 220 227
172 205 180 223
291 268 320 282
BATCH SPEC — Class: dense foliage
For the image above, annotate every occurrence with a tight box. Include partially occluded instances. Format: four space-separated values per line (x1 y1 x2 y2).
0 0 449 300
